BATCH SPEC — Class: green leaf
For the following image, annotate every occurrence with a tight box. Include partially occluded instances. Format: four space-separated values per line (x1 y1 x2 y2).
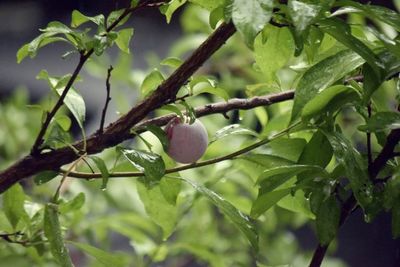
209 6 224 29
301 85 360 119
211 124 258 143
56 88 86 129
186 179 259 252
115 28 134 53
17 35 68 63
160 177 182 205
141 69 164 96
323 131 373 209
297 130 333 182
44 203 73 267
254 25 295 83
3 183 27 229
277 190 315 219
291 49 365 121
257 165 327 191
337 0 400 32
146 125 169 152
91 156 110 190
251 188 292 218
136 182 178 239
107 9 130 28
358 112 400 132
189 0 224 11
71 10 105 27
121 148 165 182
265 138 307 162
238 154 294 169
231 0 274 46
59 193 86 214
195 86 229 101
160 104 184 119
160 57 183 68
68 241 127 267
161 0 188 23
34 171 59 186
316 196 340 245
318 17 381 76
288 0 322 33
55 114 72 131
392 201 400 239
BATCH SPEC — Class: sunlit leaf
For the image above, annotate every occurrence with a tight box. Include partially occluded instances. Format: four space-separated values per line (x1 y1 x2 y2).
291 49 365 121
3 184 27 229
136 181 178 239
230 0 274 46
251 188 292 218
115 28 134 53
122 148 165 182
254 25 295 83
211 124 258 143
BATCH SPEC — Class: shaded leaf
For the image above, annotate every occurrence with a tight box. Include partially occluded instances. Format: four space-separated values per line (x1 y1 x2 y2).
59 193 86 214
186 179 259 251
277 190 315 219
3 184 27 229
251 188 292 218
44 203 73 267
34 171 59 186
323 131 373 209
316 196 340 245
161 0 188 23
91 156 110 190
358 112 400 132
146 125 169 152
68 241 127 267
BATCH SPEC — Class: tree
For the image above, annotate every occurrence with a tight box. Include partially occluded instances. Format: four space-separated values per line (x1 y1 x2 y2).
0 0 400 266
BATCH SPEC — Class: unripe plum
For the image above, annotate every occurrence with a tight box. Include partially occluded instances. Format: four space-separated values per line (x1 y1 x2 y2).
165 117 208 163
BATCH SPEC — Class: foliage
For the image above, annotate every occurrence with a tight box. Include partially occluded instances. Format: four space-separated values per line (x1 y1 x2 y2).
1 0 400 266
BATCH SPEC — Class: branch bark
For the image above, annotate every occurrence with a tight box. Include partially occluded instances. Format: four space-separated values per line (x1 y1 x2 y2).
0 22 236 194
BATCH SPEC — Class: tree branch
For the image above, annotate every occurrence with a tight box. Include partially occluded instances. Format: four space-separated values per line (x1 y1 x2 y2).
0 22 236 194
309 128 400 267
59 90 295 178
30 0 165 155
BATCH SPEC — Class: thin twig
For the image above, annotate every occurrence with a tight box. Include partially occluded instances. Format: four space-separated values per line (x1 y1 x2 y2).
61 121 301 179
30 1 165 155
0 22 238 194
99 66 113 134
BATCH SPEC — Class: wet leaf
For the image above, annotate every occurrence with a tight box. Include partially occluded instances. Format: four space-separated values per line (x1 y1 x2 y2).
291 49 365 121
122 148 165 182
316 196 340 245
358 112 400 132
251 188 292 218
211 124 258 143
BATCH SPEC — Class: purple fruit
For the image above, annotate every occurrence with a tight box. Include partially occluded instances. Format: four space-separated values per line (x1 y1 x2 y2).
165 117 208 163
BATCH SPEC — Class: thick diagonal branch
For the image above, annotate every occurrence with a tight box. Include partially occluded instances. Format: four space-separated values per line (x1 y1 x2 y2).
0 22 236 194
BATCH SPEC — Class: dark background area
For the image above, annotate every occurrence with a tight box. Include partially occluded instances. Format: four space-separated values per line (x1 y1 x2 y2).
0 1 399 266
